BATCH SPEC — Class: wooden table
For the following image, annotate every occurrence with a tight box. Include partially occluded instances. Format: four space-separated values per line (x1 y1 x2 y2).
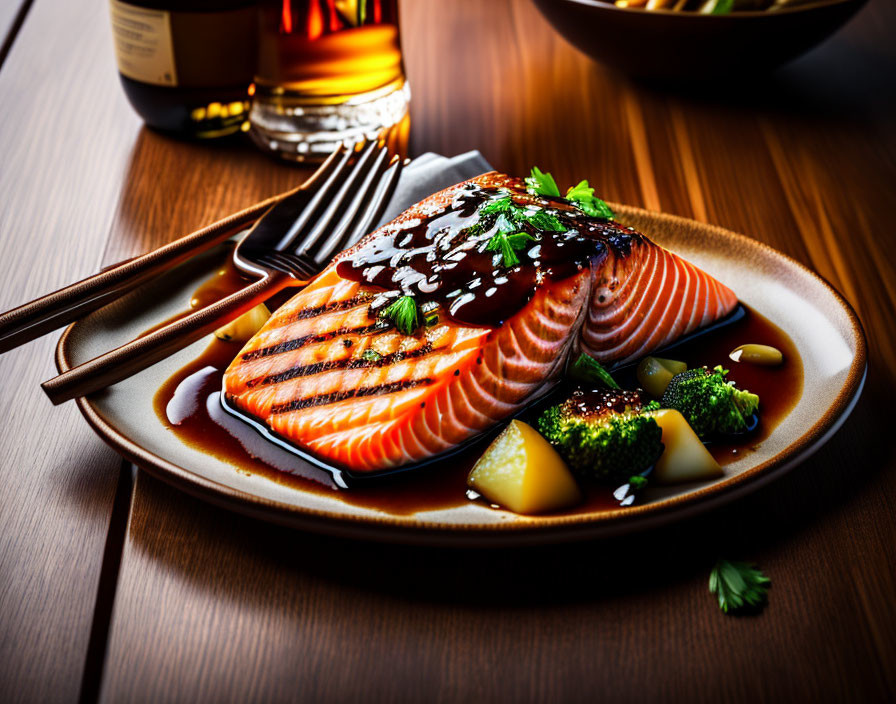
1 1 894 701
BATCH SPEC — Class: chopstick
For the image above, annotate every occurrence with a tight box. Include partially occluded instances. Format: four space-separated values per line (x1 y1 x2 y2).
0 150 341 354
43 270 293 405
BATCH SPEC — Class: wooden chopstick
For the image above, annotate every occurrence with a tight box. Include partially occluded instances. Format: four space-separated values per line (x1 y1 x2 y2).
42 270 294 405
0 149 341 354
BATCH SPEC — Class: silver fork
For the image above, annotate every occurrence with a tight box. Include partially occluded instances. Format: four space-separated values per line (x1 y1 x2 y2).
42 141 404 405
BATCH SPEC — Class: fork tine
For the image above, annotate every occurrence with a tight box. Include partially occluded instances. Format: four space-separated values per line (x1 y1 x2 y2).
296 140 381 257
271 143 355 251
257 252 318 280
311 144 393 263
342 155 405 248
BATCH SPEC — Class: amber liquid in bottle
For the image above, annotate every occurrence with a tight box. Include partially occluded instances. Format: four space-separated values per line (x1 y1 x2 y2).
110 0 257 138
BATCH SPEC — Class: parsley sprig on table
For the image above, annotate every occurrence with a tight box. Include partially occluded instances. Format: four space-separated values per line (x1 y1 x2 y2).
526 166 615 220
709 559 771 614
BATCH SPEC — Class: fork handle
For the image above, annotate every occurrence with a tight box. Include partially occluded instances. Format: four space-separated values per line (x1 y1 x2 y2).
0 198 278 355
42 271 291 405
0 145 347 354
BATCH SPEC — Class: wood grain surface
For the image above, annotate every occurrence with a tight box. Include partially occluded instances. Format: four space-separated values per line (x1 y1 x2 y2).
0 1 140 702
2 0 895 702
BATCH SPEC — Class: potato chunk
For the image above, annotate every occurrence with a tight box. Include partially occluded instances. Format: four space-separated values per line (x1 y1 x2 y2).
636 357 687 398
468 420 582 514
214 303 270 344
651 409 723 484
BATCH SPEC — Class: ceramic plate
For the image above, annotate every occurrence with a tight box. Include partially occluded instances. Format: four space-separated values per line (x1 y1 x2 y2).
57 205 866 545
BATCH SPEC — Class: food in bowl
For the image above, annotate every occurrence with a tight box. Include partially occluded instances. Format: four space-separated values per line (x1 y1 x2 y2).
614 0 824 12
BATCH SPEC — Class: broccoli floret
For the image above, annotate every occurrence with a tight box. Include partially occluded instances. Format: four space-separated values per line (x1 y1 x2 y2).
537 389 663 484
661 365 759 439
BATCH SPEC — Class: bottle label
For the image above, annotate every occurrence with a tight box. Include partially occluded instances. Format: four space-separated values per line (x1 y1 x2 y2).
109 1 178 87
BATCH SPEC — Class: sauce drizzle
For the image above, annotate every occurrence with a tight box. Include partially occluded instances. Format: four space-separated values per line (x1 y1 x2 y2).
335 179 645 327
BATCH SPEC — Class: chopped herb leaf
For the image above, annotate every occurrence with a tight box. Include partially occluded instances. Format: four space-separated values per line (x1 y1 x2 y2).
486 223 536 268
628 475 649 491
568 353 620 389
565 179 596 203
361 349 383 362
505 232 536 249
566 179 615 220
709 559 770 614
475 191 567 244
379 296 421 335
479 195 515 216
708 0 734 14
525 166 561 197
526 209 566 232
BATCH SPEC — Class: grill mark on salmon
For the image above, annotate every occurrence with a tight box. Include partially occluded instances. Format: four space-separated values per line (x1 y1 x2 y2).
224 172 738 474
247 343 436 388
240 322 389 361
275 294 372 325
270 378 433 414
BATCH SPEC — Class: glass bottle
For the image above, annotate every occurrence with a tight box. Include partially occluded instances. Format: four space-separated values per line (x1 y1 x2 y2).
109 0 257 138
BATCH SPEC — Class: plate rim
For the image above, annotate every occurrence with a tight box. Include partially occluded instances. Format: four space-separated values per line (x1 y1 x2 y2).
57 204 868 545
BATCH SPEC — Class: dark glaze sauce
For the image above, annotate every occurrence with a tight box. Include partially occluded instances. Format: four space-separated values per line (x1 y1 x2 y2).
154 300 803 516
335 179 644 327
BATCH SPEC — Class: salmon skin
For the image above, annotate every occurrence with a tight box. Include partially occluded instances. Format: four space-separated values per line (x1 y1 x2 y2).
224 172 737 475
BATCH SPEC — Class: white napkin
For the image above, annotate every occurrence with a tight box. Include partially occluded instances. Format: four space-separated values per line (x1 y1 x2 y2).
374 151 494 229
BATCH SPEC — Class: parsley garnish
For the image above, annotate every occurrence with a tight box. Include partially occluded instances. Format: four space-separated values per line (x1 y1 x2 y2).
361 349 383 362
525 166 561 197
379 295 421 335
478 195 516 217
526 209 565 232
475 193 564 268
479 194 565 232
709 560 770 614
525 167 614 220
568 353 620 389
485 220 536 268
566 180 615 220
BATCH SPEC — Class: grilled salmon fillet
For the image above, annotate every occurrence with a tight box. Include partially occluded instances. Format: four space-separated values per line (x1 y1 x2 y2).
224 172 737 473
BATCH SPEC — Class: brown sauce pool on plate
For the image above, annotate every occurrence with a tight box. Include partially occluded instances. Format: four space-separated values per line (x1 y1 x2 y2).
154 338 474 515
154 312 803 516
152 257 803 517
140 256 253 337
